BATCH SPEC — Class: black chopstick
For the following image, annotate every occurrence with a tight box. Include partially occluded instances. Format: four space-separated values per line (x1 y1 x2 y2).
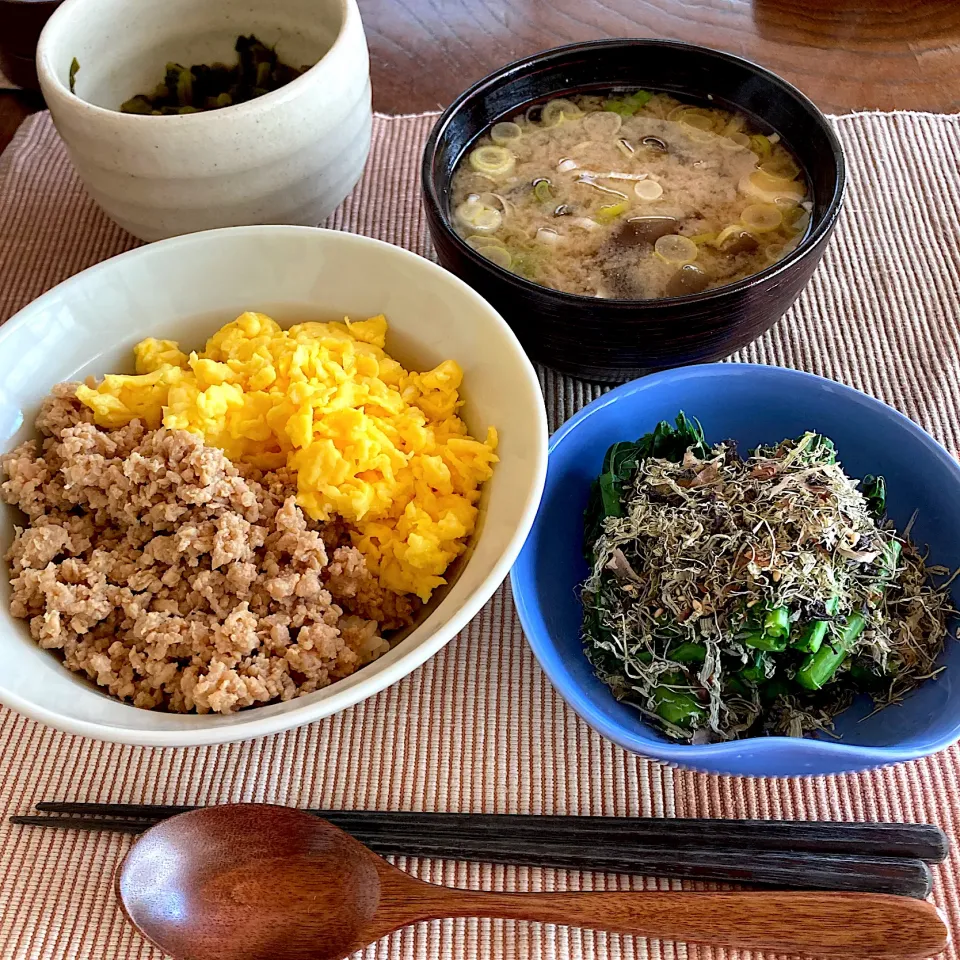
30 802 951 862
10 813 933 898
12 804 948 899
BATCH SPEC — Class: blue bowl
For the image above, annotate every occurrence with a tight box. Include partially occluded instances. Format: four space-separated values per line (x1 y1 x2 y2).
511 364 960 776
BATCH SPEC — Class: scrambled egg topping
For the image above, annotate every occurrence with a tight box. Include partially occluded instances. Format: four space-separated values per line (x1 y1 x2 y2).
75 312 498 601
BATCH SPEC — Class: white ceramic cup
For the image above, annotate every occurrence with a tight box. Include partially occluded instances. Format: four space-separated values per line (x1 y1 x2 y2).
36 0 372 241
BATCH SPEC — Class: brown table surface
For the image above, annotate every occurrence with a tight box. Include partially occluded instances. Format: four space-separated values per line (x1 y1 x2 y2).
2 0 959 154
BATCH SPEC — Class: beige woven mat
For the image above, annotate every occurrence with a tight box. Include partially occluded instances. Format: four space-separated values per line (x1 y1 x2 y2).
1 109 959 960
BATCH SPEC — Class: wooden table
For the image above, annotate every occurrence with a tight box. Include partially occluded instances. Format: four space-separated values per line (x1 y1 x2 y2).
2 0 959 153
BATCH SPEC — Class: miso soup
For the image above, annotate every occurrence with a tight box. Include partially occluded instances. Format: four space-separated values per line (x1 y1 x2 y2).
449 91 811 299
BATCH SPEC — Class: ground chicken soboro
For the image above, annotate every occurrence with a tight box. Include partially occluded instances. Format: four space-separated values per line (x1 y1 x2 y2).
0 384 416 714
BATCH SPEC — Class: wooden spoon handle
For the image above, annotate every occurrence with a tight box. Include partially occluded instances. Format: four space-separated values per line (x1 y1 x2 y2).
405 888 948 959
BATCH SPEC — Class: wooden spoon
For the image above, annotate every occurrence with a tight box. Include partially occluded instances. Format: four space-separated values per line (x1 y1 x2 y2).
116 804 949 960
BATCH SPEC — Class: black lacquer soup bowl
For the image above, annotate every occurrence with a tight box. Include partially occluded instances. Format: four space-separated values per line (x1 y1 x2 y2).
422 39 845 382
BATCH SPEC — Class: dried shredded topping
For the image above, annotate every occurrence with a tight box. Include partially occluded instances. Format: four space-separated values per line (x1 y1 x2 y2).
581 418 956 742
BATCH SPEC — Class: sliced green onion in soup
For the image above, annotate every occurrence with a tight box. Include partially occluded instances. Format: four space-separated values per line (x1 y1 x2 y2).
654 234 699 265
718 136 747 152
477 245 512 268
624 90 653 109
468 145 515 177
749 134 773 159
790 210 811 234
760 156 801 180
684 125 717 144
511 253 536 277
750 169 802 193
602 90 653 118
634 180 664 201
779 203 806 226
681 114 716 132
597 200 630 221
714 224 754 248
455 199 503 233
467 208 502 232
763 242 785 261
582 110 623 138
541 98 581 127
773 194 801 212
723 115 747 136
668 106 722 132
739 170 805 204
729 132 752 147
490 121 523 145
533 178 553 203
465 234 507 252
644 94 672 119
477 192 513 215
740 203 783 233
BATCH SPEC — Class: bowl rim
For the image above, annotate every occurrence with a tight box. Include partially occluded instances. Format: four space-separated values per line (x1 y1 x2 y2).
35 0 359 122
0 224 549 746
422 37 847 310
510 362 960 773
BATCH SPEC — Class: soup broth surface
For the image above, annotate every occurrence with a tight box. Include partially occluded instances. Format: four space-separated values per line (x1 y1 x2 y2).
449 91 811 299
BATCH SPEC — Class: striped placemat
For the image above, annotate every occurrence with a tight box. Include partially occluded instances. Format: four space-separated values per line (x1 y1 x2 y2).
0 108 959 960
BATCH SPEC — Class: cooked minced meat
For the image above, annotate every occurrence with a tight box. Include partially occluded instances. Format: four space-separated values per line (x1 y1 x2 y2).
1 384 417 714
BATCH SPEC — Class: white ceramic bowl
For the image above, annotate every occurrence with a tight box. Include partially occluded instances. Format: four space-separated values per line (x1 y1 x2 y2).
36 0 371 241
0 226 548 746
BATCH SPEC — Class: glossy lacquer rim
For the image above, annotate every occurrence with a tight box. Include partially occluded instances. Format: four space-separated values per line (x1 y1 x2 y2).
510 364 960 775
422 38 847 312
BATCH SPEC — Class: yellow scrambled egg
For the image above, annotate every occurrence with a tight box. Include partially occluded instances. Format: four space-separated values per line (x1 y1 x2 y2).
75 312 498 601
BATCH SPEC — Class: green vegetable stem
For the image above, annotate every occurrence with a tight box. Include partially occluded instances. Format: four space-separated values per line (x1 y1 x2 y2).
670 642 707 664
792 597 840 654
862 474 887 519
807 433 837 463
796 613 867 690
743 607 791 651
763 606 790 639
653 687 706 726
796 539 900 688
739 652 770 685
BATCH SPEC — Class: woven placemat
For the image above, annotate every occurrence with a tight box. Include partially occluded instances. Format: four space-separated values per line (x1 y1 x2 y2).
1 109 959 960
